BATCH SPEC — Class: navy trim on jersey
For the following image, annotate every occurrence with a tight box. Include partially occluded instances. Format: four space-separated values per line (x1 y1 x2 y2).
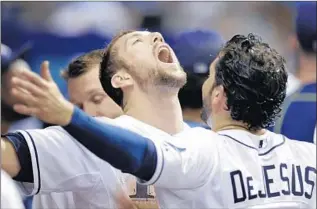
3 133 34 183
219 134 258 151
219 134 286 156
25 131 41 195
151 147 165 185
258 136 286 156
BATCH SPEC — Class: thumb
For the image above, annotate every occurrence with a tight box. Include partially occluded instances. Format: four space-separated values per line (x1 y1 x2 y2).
40 61 53 81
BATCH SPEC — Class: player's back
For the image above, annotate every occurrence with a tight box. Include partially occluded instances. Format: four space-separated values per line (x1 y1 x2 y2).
152 128 316 208
213 129 316 208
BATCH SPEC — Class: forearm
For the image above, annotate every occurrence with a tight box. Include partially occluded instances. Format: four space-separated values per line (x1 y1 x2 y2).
63 107 158 181
1 137 21 177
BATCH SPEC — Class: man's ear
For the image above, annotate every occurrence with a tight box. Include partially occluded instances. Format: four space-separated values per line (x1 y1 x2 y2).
212 85 228 110
111 71 133 89
217 85 228 110
212 85 223 99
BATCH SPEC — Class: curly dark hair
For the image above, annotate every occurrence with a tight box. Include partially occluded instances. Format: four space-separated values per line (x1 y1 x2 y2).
214 33 288 131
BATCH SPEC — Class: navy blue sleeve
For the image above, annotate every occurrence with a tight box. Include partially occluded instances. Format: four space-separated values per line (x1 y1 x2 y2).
63 107 158 181
2 133 34 182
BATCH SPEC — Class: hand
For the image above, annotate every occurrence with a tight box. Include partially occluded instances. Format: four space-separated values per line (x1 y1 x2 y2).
11 61 74 126
1 59 32 106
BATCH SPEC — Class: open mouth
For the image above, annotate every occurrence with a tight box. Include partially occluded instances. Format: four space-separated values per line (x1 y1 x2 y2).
157 46 174 64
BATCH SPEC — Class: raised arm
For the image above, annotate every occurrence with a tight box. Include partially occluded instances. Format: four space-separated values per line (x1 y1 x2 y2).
10 61 216 188
9 61 163 182
65 108 216 189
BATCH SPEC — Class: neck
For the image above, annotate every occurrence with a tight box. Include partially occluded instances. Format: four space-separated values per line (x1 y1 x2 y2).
297 55 316 84
123 87 184 135
182 108 203 123
212 115 265 135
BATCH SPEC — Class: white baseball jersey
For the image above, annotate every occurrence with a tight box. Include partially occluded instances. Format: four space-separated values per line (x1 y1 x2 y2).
140 128 316 208
14 115 188 209
1 170 25 209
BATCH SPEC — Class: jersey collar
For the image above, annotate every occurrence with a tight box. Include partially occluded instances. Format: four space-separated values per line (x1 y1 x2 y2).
217 129 286 156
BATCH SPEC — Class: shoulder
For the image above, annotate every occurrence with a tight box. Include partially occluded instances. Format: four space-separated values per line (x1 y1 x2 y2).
286 137 316 151
284 136 316 162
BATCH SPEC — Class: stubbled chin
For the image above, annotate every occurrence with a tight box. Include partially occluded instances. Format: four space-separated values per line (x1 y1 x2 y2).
155 68 187 89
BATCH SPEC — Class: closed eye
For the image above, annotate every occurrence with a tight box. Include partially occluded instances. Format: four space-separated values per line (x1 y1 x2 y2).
133 39 141 45
91 94 106 104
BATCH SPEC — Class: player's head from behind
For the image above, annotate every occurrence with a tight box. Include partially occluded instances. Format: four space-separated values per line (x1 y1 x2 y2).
201 34 288 132
61 49 123 118
100 30 186 107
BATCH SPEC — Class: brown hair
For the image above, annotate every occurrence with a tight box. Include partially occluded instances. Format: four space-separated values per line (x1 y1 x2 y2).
61 49 104 80
99 30 135 107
